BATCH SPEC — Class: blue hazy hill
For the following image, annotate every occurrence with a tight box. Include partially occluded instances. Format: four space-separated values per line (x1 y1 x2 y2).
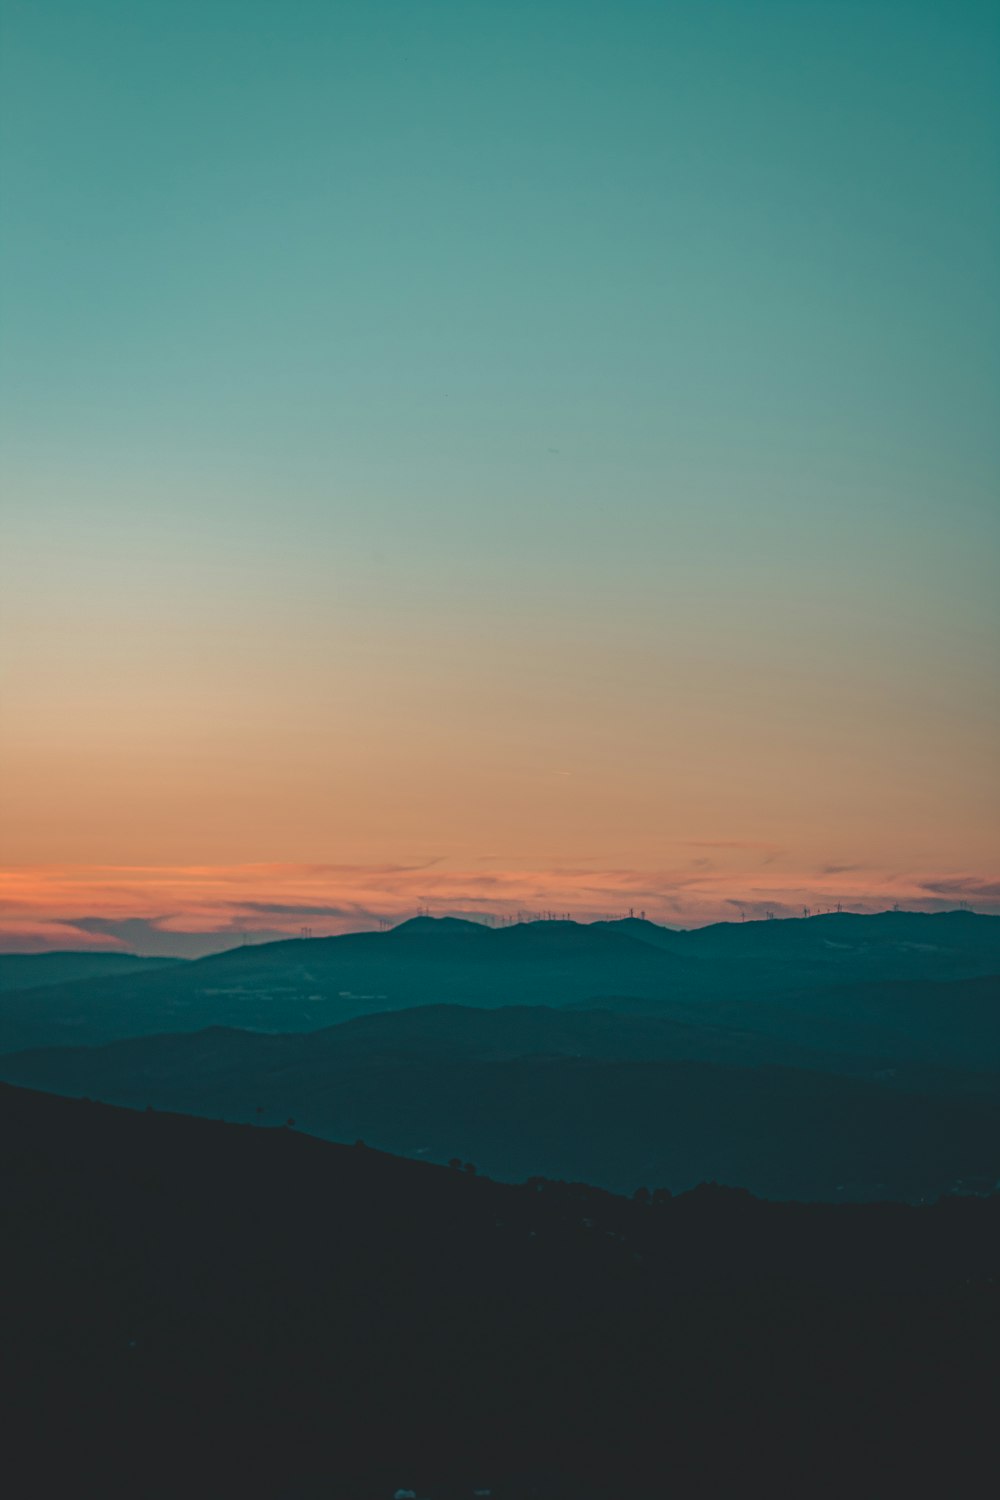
0 951 183 994
1 910 997 1054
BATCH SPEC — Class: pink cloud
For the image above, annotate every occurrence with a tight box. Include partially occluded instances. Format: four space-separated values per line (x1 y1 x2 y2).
1 857 996 954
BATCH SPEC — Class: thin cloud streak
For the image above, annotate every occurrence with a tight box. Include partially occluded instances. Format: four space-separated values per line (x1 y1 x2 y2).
0 859 997 954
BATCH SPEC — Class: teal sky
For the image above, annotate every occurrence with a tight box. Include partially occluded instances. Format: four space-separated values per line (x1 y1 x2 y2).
2 1 998 941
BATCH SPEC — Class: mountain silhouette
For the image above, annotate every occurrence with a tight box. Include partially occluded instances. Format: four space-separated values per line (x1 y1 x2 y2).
3 1080 998 1499
2 910 997 1053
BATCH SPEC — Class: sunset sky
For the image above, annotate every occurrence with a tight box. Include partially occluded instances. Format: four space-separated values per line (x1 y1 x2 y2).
2 1 998 954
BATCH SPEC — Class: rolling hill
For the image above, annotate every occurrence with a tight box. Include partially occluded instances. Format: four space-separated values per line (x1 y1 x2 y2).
0 916 688 1052
1 910 998 1054
5 1000 999 1200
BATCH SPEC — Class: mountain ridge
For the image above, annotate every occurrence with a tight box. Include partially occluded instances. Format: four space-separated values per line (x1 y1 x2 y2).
3 909 997 1054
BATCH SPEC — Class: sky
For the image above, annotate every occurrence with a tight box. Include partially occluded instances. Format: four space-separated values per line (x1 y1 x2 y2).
2 0 998 954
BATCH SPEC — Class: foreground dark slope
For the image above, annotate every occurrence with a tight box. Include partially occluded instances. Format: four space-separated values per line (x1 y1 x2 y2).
6 1002 999 1200
2 1082 998 1499
2 910 999 1054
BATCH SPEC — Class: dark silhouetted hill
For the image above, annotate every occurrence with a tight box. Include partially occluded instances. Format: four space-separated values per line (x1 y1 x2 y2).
1 1081 997 1499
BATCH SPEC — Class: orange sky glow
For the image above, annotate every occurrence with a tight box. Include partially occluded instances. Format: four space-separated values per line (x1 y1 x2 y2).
2 0 999 959
1 859 996 956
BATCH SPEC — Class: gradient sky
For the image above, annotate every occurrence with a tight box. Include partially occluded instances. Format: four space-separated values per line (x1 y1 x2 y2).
2 1 998 952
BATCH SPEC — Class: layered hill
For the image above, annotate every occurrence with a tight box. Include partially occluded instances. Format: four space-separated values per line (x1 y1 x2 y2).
5 998 999 1200
0 916 687 1051
1 910 997 1054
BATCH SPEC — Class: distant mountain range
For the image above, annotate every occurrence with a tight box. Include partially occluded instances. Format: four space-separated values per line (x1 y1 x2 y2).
2 909 997 1053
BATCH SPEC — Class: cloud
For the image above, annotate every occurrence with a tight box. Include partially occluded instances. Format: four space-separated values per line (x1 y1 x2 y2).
918 876 1000 902
0 919 128 953
1 858 997 955
682 840 781 852
723 898 798 919
61 916 282 959
235 901 367 918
